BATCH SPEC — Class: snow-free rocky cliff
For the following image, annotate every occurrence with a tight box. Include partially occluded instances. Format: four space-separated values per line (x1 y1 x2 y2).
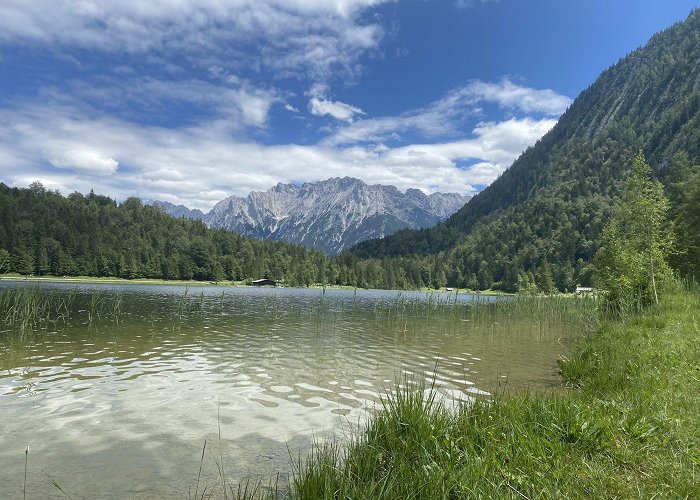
150 177 469 255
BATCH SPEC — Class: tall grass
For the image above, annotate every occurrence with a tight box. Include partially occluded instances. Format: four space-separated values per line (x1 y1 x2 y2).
364 293 601 333
0 286 127 337
290 291 700 498
0 286 76 334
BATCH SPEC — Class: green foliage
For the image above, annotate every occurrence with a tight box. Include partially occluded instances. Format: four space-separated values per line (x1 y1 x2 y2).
0 183 333 285
594 154 675 311
0 248 10 274
668 152 700 277
346 9 700 291
536 259 555 294
291 292 700 498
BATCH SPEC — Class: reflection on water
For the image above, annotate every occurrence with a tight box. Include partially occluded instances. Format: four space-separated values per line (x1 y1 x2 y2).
0 283 573 498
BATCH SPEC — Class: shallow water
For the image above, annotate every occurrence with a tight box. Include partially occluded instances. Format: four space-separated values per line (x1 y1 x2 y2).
0 282 573 498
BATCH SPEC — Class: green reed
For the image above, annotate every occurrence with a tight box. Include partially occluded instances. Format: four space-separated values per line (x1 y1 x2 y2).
288 291 700 499
360 293 601 334
0 287 128 337
0 287 75 335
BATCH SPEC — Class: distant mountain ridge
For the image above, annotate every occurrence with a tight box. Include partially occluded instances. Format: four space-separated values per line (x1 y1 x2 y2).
149 177 469 254
147 201 205 220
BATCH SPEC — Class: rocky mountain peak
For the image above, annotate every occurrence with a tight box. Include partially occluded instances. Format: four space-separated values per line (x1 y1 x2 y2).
149 177 470 255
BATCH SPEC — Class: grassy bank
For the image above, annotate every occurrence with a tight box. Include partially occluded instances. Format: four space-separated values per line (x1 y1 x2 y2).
0 273 513 294
290 291 700 499
0 273 240 287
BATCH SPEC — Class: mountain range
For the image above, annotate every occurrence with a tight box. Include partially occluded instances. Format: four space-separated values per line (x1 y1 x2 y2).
149 177 469 255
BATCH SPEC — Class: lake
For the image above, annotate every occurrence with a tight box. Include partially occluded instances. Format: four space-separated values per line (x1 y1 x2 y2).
0 282 577 498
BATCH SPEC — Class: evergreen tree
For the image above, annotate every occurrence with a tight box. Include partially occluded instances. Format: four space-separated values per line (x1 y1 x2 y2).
536 259 555 294
668 157 700 278
516 272 538 294
594 154 674 308
0 248 11 275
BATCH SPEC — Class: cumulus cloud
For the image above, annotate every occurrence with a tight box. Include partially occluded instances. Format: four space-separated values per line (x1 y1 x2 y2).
65 77 282 128
465 78 572 115
49 149 119 175
307 84 365 122
376 117 557 174
0 101 557 210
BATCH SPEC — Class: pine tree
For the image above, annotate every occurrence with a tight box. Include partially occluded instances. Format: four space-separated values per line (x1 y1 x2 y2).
669 158 700 278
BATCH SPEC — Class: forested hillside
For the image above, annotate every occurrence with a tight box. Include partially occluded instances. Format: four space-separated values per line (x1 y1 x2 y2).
348 9 700 291
0 182 457 289
0 183 331 287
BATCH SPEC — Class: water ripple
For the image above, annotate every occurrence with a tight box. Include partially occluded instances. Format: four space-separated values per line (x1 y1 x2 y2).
0 283 572 498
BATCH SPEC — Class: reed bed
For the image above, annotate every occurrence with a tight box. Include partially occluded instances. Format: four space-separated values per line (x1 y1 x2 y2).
244 290 600 330
0 286 127 337
0 286 76 334
1 285 601 339
289 291 700 499
362 293 601 333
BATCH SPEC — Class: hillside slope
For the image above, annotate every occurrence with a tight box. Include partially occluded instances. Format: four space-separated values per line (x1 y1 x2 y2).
0 184 330 286
348 9 700 291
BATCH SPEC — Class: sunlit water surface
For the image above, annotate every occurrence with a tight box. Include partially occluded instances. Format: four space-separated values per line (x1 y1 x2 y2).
0 282 574 498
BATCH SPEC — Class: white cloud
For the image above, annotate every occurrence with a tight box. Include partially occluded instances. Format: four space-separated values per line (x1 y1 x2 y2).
56 76 282 128
455 0 500 8
376 117 557 174
49 149 119 175
0 102 557 211
465 78 571 115
0 0 389 82
324 79 570 146
309 97 365 122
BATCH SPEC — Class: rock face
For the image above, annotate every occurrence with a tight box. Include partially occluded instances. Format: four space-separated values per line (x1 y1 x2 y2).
150 178 469 254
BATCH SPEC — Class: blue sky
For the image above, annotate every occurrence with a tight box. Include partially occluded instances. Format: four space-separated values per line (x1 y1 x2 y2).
0 0 697 210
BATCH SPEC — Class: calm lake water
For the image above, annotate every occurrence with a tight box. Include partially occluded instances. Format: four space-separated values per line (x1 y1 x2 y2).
0 282 574 498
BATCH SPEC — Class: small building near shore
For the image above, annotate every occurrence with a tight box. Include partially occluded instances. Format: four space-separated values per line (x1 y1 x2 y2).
252 278 278 287
575 286 593 295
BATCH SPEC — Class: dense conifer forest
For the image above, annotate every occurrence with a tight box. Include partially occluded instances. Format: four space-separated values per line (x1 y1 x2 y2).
347 9 700 291
0 183 332 287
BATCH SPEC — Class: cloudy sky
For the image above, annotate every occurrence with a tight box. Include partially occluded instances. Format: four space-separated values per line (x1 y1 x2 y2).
0 0 696 210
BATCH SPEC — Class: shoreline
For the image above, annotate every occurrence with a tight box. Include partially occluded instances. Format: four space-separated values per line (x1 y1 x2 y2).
292 290 700 497
0 274 512 295
0 274 240 287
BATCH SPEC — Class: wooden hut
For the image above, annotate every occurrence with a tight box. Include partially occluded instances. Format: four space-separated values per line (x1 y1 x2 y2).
252 278 277 287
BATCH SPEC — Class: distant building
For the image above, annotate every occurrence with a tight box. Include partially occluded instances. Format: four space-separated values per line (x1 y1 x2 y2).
252 278 278 287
